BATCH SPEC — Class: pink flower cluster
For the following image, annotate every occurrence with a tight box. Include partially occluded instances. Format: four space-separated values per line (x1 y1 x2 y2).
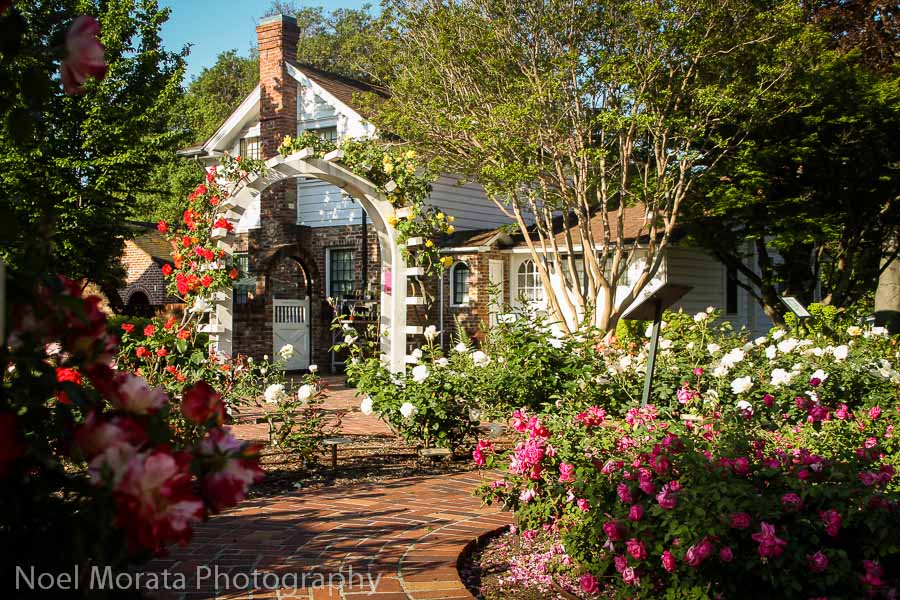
472 440 494 466
575 406 607 427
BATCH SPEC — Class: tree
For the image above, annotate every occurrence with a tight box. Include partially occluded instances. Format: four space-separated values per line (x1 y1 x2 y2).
0 0 186 294
685 8 900 325
373 0 803 333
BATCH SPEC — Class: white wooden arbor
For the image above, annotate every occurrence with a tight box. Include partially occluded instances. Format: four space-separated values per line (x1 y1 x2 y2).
207 149 415 373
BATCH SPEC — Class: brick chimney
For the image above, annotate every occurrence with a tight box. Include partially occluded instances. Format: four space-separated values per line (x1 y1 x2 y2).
257 14 299 160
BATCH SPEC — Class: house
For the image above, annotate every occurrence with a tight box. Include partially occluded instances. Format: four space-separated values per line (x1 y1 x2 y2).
162 13 771 371
117 223 178 316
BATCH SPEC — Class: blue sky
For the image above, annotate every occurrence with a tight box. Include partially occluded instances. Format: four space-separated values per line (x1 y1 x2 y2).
160 1 373 83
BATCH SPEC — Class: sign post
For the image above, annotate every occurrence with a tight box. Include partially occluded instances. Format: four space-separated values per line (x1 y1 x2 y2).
623 283 693 407
779 295 811 336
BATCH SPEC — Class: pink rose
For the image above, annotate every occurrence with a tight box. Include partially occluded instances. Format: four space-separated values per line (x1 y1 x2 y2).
197 428 264 513
807 551 829 573
559 462 575 483
628 504 643 521
61 16 108 95
751 522 787 558
579 573 599 595
613 555 627 573
617 482 634 504
861 560 883 587
763 393 775 408
603 520 623 541
730 512 752 529
719 546 734 562
576 498 590 512
626 538 647 561
834 404 850 420
821 509 842 537
110 372 168 415
733 456 750 475
662 550 676 572
869 406 882 420
781 493 803 511
656 484 678 510
622 567 639 585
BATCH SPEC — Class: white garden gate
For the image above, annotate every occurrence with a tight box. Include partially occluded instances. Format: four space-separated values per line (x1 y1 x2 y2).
273 297 310 370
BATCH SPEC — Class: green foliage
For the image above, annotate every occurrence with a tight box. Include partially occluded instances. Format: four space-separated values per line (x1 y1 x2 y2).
0 0 187 289
263 374 340 466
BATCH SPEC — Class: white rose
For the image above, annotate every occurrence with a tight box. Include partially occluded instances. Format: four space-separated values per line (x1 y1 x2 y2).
435 357 449 367
308 364 318 373
771 329 786 340
847 325 863 337
777 338 799 354
424 325 439 342
868 326 888 337
412 348 423 361
707 343 721 354
811 369 828 382
770 368 794 387
706 306 716 314
454 343 468 353
659 339 673 350
548 337 564 349
686 341 695 350
721 348 745 368
411 364 429 383
264 383 285 404
713 365 729 378
297 384 314 401
344 334 358 345
190 296 210 314
360 396 374 415
549 323 566 339
472 350 490 367
278 344 295 360
754 336 768 346
832 345 849 361
399 402 417 419
694 312 708 322
736 399 753 414
765 345 777 360
730 376 753 395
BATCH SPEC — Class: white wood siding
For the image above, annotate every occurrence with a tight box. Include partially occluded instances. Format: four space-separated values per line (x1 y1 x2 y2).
296 178 369 227
428 175 520 231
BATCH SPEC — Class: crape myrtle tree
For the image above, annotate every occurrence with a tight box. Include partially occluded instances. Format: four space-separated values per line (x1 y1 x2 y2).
0 0 186 293
373 0 804 333
685 3 900 326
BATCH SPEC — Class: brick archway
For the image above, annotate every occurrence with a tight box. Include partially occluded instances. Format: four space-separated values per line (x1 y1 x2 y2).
209 150 409 373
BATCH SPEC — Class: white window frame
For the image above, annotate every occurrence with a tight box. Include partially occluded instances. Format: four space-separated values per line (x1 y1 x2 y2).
515 258 546 306
450 261 471 307
325 247 355 300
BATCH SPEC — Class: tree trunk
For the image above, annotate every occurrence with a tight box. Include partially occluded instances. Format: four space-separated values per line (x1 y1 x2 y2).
874 226 900 333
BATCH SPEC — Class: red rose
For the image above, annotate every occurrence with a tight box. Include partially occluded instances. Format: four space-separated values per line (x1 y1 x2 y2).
156 348 167 357
143 324 156 337
181 236 191 248
121 323 135 333
157 220 168 233
163 317 176 330
176 330 190 340
200 275 213 288
210 196 220 206
181 381 225 425
161 264 172 276
175 273 189 296
56 367 83 385
61 16 108 95
135 346 150 359
228 268 239 280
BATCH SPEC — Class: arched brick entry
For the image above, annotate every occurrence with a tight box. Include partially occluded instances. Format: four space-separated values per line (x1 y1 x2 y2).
210 151 410 373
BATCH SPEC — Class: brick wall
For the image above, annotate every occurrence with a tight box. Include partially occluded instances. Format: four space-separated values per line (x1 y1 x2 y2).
118 241 175 307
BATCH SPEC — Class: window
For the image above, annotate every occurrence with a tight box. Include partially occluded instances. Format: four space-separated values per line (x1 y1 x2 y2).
451 262 470 306
726 265 739 314
328 249 355 299
239 137 260 160
307 126 338 142
517 259 545 303
232 252 255 304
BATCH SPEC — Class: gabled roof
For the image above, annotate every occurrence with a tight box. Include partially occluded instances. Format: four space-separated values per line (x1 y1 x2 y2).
287 61 389 117
125 223 173 265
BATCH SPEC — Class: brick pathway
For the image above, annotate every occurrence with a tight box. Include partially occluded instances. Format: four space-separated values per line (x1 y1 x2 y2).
141 376 511 600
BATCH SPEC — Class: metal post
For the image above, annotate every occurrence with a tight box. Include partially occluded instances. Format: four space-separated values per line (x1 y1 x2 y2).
641 298 663 407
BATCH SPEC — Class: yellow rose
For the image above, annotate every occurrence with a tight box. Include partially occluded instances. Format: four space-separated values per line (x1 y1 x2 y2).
441 256 453 268
387 216 399 226
436 212 445 220
384 162 394 175
425 239 434 248
446 225 455 234
408 211 417 220
406 163 415 174
405 150 416 160
447 215 455 223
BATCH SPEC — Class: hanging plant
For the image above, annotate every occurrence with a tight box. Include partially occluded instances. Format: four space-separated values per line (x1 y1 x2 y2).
279 134 455 278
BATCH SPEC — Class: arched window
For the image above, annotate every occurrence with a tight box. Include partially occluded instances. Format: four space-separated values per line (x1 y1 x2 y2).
451 262 470 306
517 259 545 303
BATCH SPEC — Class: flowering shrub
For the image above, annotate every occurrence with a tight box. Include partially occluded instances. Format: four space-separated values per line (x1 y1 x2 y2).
279 132 455 277
263 370 342 465
341 326 477 449
475 313 900 598
2 277 263 572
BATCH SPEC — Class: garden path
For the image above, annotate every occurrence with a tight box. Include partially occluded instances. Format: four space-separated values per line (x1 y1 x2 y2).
143 376 511 600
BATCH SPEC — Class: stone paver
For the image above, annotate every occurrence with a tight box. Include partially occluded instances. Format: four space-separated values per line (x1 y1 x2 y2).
143 471 510 600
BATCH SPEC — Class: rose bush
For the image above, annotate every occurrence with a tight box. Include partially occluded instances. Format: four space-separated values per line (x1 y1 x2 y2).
474 311 900 598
